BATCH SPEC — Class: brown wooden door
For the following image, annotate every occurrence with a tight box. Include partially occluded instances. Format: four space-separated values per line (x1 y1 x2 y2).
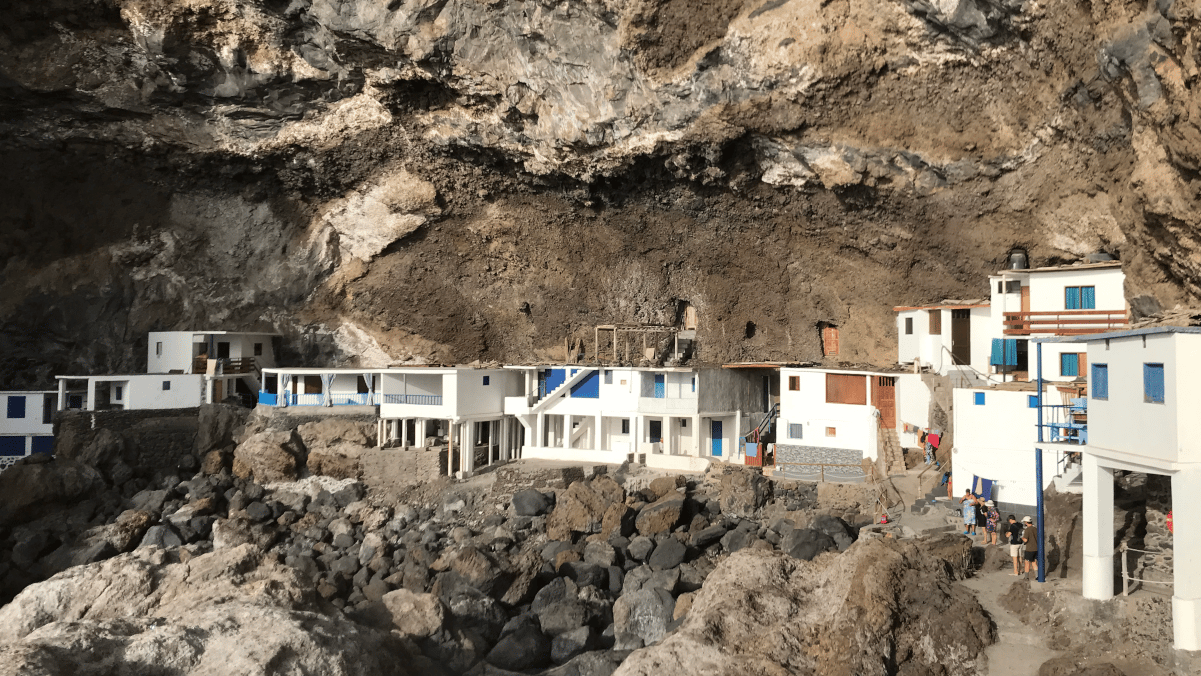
1020 285 1031 332
951 309 972 365
872 376 897 429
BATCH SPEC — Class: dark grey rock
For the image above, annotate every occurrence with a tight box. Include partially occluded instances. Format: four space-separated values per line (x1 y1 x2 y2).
550 625 593 664
690 524 727 548
332 533 356 549
139 525 183 550
512 488 553 516
443 586 509 642
809 513 855 550
627 536 654 561
542 540 574 563
561 561 607 589
131 489 168 515
536 599 592 636
720 528 751 553
779 528 837 561
607 565 624 596
245 501 272 522
645 568 679 594
486 624 552 670
647 537 686 571
531 576 574 612
583 541 616 567
613 587 675 650
543 649 626 676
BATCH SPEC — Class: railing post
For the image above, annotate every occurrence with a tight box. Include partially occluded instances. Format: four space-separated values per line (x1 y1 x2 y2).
1121 543 1129 596
1036 341 1046 583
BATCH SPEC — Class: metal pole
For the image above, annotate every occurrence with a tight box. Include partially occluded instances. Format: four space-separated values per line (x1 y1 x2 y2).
1036 341 1046 582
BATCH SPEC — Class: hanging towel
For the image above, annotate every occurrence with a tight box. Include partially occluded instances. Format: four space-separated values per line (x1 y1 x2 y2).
990 338 1005 366
971 476 996 501
928 433 941 449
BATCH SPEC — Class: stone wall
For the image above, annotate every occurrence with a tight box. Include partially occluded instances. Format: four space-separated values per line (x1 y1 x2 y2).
360 447 445 495
775 444 866 482
54 408 200 476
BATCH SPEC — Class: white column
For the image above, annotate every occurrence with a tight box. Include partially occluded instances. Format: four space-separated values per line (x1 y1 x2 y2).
691 415 702 456
563 415 572 450
536 412 546 448
86 380 97 411
57 379 67 411
595 414 604 451
633 415 643 456
377 419 383 448
1082 454 1115 600
665 417 674 455
1172 466 1201 650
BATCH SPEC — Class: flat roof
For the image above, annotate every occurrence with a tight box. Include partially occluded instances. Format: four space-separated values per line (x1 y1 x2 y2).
894 301 989 312
151 330 282 336
262 366 501 374
1033 326 1201 344
503 365 699 372
782 363 912 375
996 261 1122 275
55 373 204 379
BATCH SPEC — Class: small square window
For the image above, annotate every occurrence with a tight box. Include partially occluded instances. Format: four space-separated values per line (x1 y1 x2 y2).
691 377 696 393
482 376 490 386
155 342 163 356
904 317 913 335
621 419 630 434
1144 363 1165 404
620 379 627 386
974 392 985 405
162 381 171 391
825 426 836 437
604 370 613 385
254 343 263 356
6 396 26 419
1028 395 1039 409
680 419 688 428
114 386 123 401
788 376 800 391
789 423 803 439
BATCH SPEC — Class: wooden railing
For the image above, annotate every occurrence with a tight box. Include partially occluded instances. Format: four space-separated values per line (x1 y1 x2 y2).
1002 310 1127 336
193 357 259 374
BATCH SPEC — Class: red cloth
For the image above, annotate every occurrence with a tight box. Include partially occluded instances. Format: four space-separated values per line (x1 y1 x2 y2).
928 433 941 449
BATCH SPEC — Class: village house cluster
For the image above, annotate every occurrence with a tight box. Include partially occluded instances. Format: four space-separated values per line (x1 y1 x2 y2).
3 253 1197 651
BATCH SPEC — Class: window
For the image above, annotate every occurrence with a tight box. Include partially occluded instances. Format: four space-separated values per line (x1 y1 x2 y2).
1144 363 1165 403
997 281 1003 294
904 317 913 335
680 419 687 428
1065 286 1096 310
825 373 867 405
821 326 840 356
254 343 263 356
155 342 163 357
788 376 800 391
482 376 490 386
1091 364 1108 400
928 310 941 334
114 386 123 401
649 420 662 443
162 381 172 391
621 419 630 434
43 394 54 424
604 370 613 385
691 377 696 393
789 423 803 439
1060 353 1080 377
1005 281 1021 294
974 392 985 405
6 396 26 419
825 426 837 437
1028 395 1039 408
653 374 665 399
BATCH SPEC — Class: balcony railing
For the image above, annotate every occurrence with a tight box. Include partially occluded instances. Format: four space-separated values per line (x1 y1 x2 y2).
1038 401 1087 445
382 394 443 406
1003 310 1127 336
194 357 259 374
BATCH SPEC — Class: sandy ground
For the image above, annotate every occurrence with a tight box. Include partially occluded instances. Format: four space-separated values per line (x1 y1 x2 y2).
959 568 1062 676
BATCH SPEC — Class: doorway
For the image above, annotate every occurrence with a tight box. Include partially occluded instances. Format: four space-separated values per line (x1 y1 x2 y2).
951 309 972 365
711 420 723 457
872 376 897 428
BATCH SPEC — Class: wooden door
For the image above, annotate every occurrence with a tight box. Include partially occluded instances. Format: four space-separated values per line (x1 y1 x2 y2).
1020 285 1031 332
951 309 972 365
872 376 897 429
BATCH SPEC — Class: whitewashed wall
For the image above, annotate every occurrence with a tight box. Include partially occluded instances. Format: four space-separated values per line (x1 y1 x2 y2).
1084 332 1183 464
951 386 1057 508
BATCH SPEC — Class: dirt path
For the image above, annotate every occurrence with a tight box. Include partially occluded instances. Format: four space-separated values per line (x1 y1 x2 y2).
958 569 1062 676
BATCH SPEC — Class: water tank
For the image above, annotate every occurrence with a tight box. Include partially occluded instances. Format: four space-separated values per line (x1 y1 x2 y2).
1006 247 1029 270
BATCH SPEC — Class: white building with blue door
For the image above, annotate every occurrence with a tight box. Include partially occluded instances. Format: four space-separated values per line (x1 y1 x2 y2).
504 366 772 472
0 390 61 471
1034 327 1201 651
897 261 1128 384
775 367 931 482
258 366 523 476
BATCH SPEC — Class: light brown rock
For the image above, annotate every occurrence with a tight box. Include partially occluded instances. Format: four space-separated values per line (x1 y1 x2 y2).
232 429 304 483
546 476 625 540
380 588 445 639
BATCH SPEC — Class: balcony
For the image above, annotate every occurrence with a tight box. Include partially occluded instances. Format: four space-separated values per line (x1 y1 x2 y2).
382 394 443 406
1003 310 1127 336
195 357 259 375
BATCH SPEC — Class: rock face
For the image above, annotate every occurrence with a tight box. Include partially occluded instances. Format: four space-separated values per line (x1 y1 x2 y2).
613 537 990 676
232 430 304 483
0 545 415 676
5 1 1198 381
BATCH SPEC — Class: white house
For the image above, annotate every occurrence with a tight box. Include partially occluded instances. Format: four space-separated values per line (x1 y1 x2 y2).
776 367 931 482
54 373 207 412
503 366 773 473
1036 327 1201 651
949 383 1062 514
0 390 60 471
257 366 524 476
897 261 1128 385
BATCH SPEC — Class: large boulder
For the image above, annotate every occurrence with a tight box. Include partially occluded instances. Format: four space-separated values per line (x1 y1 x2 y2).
194 404 251 457
778 528 837 561
380 588 445 638
485 623 552 671
297 418 375 479
0 544 416 676
716 466 771 517
512 488 553 516
808 514 855 551
612 588 676 650
0 459 105 528
546 476 625 541
612 538 991 676
232 429 304 483
634 495 684 536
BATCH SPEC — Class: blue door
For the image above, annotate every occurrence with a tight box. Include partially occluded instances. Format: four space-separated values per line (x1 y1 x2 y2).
711 421 723 457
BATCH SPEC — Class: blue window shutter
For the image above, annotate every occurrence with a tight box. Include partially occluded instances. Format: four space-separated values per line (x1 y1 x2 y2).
1061 353 1078 377
974 392 985 405
789 423 803 439
1028 395 1039 408
990 339 1004 366
6 396 25 419
1004 339 1018 366
1081 286 1096 309
1144 363 1165 403
1065 287 1081 310
654 374 665 399
1092 364 1109 400
0 437 25 455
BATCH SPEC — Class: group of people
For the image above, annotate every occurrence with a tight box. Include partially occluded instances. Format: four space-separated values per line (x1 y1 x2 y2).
961 490 1039 576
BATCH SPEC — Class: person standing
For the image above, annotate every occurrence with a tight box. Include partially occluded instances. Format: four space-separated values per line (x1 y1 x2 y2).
1007 515 1023 575
960 490 978 535
984 500 1001 545
1021 515 1039 576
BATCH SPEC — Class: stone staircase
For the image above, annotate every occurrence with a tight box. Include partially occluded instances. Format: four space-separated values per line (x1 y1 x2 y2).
877 426 905 477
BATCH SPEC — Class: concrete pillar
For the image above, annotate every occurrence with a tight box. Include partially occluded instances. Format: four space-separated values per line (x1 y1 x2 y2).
665 417 674 455
1172 466 1201 651
1082 454 1115 601
691 415 702 456
633 415 643 456
57 379 67 411
563 415 572 450
595 414 603 451
86 380 97 411
536 412 546 448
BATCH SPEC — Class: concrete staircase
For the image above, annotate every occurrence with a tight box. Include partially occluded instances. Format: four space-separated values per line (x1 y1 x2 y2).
878 426 906 477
